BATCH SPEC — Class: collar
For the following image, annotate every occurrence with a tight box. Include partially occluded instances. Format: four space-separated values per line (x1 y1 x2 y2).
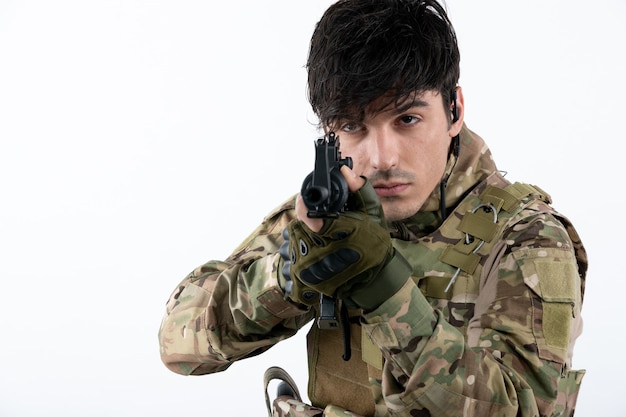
390 124 498 239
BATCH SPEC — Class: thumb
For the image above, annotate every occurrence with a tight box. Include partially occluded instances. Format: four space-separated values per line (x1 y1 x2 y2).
340 165 366 192
340 166 385 223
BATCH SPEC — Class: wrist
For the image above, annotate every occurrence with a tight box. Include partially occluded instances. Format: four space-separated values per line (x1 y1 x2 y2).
348 251 412 311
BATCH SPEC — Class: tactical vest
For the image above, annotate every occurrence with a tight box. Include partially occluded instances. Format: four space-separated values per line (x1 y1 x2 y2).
306 173 587 417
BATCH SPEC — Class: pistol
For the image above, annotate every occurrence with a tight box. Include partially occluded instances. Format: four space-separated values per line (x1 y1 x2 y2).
301 132 353 218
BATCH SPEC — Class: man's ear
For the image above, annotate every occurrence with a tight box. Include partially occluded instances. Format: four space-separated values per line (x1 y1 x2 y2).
449 86 464 137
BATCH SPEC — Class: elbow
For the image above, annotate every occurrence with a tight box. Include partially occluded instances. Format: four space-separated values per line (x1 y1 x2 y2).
159 334 199 376
158 321 228 376
160 351 229 376
159 341 225 376
160 355 199 376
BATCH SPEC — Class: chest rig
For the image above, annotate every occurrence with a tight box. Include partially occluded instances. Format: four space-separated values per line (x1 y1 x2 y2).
306 174 555 416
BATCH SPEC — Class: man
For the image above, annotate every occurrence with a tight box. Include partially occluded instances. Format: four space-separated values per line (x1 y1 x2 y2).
158 1 587 416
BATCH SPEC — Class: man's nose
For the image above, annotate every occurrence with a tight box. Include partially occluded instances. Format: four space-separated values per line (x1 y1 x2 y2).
368 127 399 171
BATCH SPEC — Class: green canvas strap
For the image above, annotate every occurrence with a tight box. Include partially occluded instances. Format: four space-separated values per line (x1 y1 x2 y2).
437 181 551 294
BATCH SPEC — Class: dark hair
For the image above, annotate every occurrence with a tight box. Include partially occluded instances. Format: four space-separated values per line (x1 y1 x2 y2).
307 0 460 127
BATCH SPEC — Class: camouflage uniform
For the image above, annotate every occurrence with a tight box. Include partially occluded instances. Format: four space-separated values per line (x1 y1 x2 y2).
159 125 587 417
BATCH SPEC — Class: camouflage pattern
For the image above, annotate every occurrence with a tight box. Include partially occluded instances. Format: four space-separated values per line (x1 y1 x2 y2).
272 396 324 417
158 125 587 416
271 396 365 417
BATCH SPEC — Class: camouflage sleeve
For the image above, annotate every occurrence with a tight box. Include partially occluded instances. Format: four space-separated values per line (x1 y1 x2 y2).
158 196 316 376
360 210 584 417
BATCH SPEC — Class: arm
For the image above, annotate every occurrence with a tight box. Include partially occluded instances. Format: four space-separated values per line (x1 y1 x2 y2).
158 197 316 376
361 211 583 416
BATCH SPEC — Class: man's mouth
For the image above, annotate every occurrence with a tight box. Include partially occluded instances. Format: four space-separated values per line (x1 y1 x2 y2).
372 182 409 198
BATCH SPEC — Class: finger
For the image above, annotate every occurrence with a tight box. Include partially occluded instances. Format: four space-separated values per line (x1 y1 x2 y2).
295 194 324 233
340 165 366 192
340 169 384 221
357 181 385 220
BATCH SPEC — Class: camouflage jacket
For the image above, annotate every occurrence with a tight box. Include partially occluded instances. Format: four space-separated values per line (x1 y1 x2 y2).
159 125 587 417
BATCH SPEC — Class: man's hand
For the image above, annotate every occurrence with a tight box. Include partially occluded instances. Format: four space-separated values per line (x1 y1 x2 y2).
279 166 365 306
280 165 411 310
296 165 365 232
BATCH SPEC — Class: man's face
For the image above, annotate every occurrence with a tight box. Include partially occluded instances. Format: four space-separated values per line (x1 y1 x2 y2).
332 89 464 221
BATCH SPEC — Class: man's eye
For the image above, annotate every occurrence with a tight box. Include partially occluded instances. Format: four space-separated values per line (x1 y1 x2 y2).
399 115 419 125
340 122 362 133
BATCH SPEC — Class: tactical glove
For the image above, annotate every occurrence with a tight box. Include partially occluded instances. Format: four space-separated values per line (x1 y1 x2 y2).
279 229 321 306
280 179 412 310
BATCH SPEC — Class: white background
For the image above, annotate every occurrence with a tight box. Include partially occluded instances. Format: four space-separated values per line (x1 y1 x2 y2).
1 1 623 415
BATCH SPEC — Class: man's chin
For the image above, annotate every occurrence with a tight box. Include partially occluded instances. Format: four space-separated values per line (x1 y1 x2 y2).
380 199 421 222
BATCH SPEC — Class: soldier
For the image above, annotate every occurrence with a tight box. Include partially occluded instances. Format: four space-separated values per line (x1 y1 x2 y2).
158 1 587 416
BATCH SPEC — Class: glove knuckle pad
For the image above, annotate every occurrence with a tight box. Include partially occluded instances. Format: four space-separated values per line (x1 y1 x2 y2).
300 248 360 285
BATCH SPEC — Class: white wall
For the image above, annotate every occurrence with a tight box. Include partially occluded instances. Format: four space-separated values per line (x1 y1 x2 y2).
1 1 622 415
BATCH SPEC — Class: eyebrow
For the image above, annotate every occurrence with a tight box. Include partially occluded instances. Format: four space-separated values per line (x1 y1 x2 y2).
336 97 431 124
393 98 430 113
